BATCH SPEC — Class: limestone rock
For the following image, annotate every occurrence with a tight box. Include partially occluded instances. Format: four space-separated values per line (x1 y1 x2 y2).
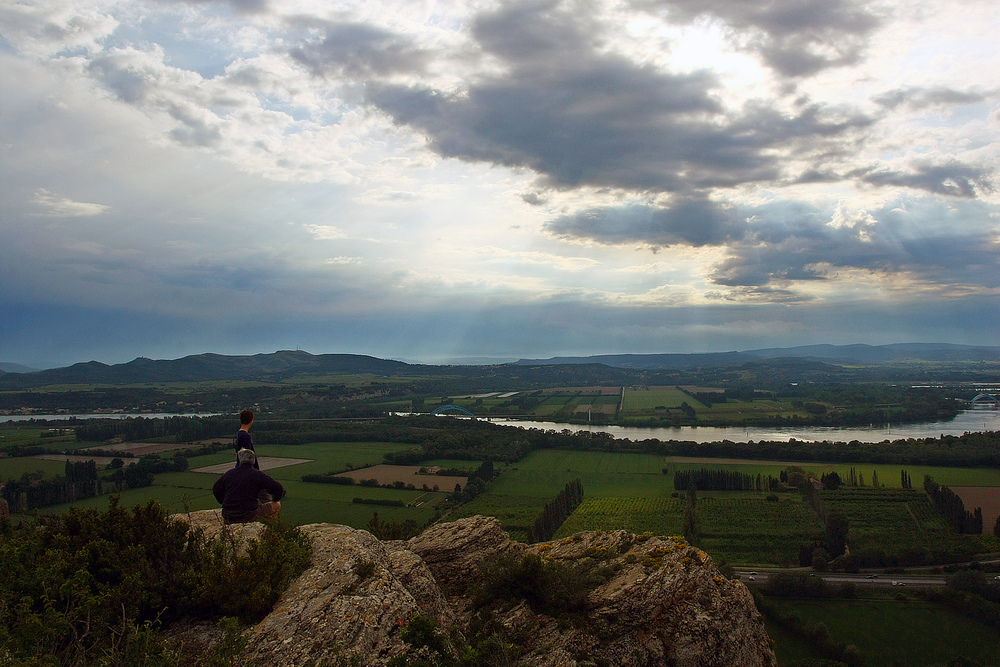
177 512 775 666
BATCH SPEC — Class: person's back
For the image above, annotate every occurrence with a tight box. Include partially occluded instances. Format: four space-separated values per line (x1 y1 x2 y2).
234 409 260 470
213 449 284 523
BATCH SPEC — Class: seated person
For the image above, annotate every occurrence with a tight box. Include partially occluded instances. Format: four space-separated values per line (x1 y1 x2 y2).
213 448 285 524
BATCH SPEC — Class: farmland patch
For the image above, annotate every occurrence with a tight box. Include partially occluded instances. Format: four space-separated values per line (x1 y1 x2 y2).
338 464 467 489
951 486 1000 533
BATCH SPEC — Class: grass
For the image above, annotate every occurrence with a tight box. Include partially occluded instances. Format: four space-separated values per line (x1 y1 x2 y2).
6 440 446 529
764 595 1000 667
622 387 700 411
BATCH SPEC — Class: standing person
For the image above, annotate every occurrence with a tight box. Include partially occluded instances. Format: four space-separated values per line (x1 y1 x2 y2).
234 409 260 470
213 449 284 524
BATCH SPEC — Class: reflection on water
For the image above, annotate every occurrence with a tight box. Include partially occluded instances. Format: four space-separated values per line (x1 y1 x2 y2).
491 409 1000 444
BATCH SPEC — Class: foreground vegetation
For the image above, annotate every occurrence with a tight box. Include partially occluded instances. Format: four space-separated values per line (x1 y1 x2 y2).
0 499 312 665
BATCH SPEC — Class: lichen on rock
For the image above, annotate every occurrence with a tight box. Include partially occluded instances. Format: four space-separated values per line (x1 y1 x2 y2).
178 511 775 666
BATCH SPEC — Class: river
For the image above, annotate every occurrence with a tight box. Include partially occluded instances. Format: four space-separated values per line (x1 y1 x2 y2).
489 408 1000 443
4 409 998 444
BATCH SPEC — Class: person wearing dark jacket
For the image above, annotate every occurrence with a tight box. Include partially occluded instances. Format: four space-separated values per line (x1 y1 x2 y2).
213 449 284 524
234 409 260 470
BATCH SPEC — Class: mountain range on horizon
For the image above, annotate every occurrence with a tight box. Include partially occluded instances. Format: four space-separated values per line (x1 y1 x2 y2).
1 342 998 389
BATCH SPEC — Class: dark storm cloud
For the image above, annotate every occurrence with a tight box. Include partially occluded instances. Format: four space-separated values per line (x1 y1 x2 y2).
545 196 1000 293
851 161 994 198
288 20 430 78
545 198 746 247
712 197 1000 290
635 0 883 76
366 1 873 194
872 86 996 111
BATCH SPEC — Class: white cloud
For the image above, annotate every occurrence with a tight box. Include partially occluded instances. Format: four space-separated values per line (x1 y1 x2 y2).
305 224 348 239
31 189 110 217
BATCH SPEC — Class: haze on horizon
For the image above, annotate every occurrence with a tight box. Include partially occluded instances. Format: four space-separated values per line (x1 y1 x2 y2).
1 0 998 368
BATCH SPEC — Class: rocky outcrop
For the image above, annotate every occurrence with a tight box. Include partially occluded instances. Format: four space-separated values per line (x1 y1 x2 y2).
177 512 775 666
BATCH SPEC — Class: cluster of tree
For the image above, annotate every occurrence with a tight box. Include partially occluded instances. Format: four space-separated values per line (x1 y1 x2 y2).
924 476 983 534
526 479 584 543
917 569 1000 637
75 415 233 443
366 511 424 540
301 474 356 485
627 430 1000 468
677 387 724 407
673 468 772 492
448 460 497 504
682 484 698 544
2 466 101 512
901 469 913 488
352 497 405 507
798 513 850 569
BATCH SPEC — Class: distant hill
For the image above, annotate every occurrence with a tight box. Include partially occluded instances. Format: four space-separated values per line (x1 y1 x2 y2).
516 343 1000 369
0 351 428 389
2 343 997 389
742 343 1000 363
0 362 41 373
515 351 753 369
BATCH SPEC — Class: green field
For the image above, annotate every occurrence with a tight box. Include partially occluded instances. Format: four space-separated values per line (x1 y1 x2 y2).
462 450 1000 565
622 387 702 411
765 596 1000 667
3 440 447 528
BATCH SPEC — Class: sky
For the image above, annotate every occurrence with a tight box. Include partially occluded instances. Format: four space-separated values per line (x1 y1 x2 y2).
1 0 998 368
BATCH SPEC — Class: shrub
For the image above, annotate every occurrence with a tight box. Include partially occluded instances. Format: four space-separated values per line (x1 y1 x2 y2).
186 516 313 622
0 497 313 664
470 553 612 616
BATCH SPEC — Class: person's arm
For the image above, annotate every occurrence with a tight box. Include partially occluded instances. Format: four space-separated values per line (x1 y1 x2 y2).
264 475 285 502
212 474 227 504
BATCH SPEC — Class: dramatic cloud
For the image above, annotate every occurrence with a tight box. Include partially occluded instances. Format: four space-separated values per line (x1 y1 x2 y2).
851 161 994 198
636 0 884 76
367 1 875 194
0 0 998 366
289 20 431 79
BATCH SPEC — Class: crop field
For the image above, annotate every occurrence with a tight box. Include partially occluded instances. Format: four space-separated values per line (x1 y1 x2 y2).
335 464 467 490
452 493 554 542
698 399 808 423
697 496 823 566
764 596 1000 667
819 487 1000 559
556 497 684 537
662 456 1000 488
477 450 1000 564
622 387 701 411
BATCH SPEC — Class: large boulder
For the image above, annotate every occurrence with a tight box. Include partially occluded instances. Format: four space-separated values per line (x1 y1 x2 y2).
177 512 775 666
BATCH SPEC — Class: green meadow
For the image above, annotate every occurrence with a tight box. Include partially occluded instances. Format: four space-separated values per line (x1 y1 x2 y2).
765 596 1000 667
3 440 449 528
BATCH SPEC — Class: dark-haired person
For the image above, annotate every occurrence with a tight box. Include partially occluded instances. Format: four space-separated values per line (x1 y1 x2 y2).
213 449 284 524
234 409 260 470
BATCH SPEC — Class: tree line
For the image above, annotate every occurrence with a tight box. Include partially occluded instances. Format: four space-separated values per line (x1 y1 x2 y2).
673 468 774 492
526 479 584 544
924 475 983 534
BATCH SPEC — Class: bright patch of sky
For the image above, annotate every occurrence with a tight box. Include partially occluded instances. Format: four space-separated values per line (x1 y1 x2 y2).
0 0 997 366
